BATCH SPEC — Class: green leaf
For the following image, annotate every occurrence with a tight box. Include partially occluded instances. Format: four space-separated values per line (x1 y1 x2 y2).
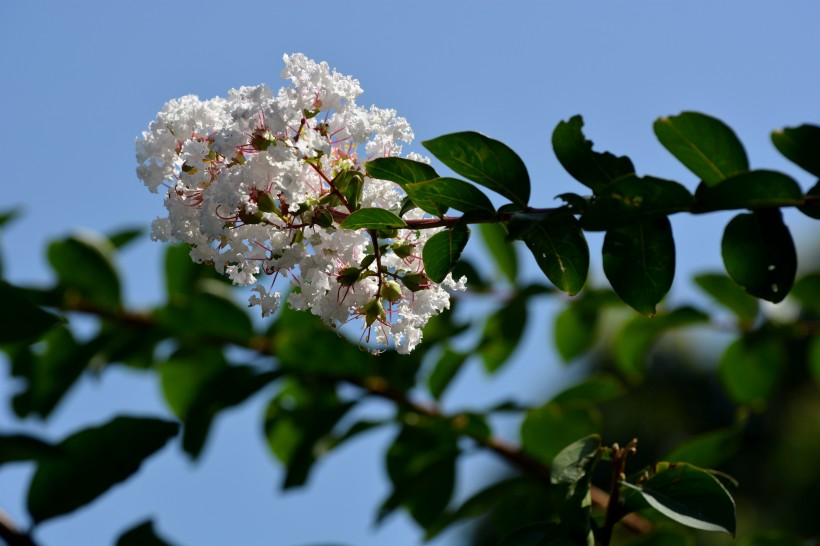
553 290 621 362
160 347 277 458
808 336 820 386
0 207 22 229
694 170 803 211
498 523 577 546
380 422 458 529
478 293 527 374
551 115 635 193
0 281 61 344
603 217 675 316
551 434 601 487
798 180 820 220
719 333 784 407
366 157 439 185
517 214 589 295
11 326 99 419
740 531 806 546
721 210 796 303
27 416 179 523
665 426 742 468
626 531 693 546
265 379 354 489
520 402 599 465
550 435 600 544
792 273 820 315
47 232 121 311
116 520 177 546
622 462 736 535
613 307 709 382
771 124 820 177
550 375 625 408
423 131 530 207
654 112 749 186
107 227 144 250
479 223 518 283
0 434 62 465
157 282 255 345
422 223 470 283
581 175 695 230
427 348 468 400
339 208 407 230
693 273 758 322
406 177 495 214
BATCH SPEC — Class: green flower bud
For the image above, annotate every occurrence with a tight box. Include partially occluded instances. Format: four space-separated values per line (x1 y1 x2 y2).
315 210 334 228
401 272 430 292
381 280 403 303
362 299 385 327
392 243 414 259
337 267 361 287
256 192 278 213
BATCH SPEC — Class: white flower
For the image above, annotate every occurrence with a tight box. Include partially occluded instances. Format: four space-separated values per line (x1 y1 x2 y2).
136 54 466 352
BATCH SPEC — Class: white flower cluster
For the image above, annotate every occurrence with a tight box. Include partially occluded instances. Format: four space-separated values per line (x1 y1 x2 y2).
136 54 465 353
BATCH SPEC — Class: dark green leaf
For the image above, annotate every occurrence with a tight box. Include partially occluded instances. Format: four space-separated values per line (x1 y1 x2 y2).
792 273 820 315
626 531 693 546
427 348 468 400
603 217 675 316
721 210 796 303
11 326 98 419
553 290 621 362
157 282 255 345
693 273 758 322
0 281 61 344
366 157 439 185
265 379 354 489
550 375 625 408
498 523 577 546
798 180 820 219
654 112 748 186
741 531 806 546
517 214 588 295
422 223 470 283
107 227 144 250
665 426 742 468
613 307 709 382
551 115 635 193
406 177 495 214
581 175 694 230
380 422 458 529
694 170 803 211
478 294 527 374
0 207 22 229
423 131 530 207
160 347 277 458
521 402 599 465
551 434 601 487
622 462 736 535
771 124 820 177
479 223 518 283
116 520 177 546
719 333 784 407
808 337 820 386
47 233 121 311
27 416 179 523
339 208 407 230
0 434 62 465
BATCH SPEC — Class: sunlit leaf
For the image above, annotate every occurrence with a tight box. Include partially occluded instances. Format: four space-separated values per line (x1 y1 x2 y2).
603 217 675 316
340 208 407 230
552 115 635 193
423 131 530 207
654 112 748 186
721 210 796 303
366 157 439 185
27 416 179 523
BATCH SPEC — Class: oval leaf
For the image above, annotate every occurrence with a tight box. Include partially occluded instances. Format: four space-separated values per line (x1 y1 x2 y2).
422 131 530 207
518 214 589 295
422 223 470 283
0 281 61 344
721 210 796 303
27 416 179 523
622 463 736 535
339 208 407 230
603 217 675 316
479 223 518 283
771 124 820 177
654 112 748 186
695 170 803 211
365 156 439 185
552 115 636 193
719 334 784 407
406 177 495 214
693 273 758 322
47 233 121 311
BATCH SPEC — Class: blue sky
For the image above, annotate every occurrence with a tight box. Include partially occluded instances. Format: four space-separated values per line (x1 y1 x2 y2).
1 2 819 545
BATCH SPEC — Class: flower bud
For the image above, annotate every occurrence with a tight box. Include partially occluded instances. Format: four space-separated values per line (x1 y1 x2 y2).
362 299 385 327
401 272 430 292
256 192 278 213
392 243 414 259
381 280 403 303
336 267 361 287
